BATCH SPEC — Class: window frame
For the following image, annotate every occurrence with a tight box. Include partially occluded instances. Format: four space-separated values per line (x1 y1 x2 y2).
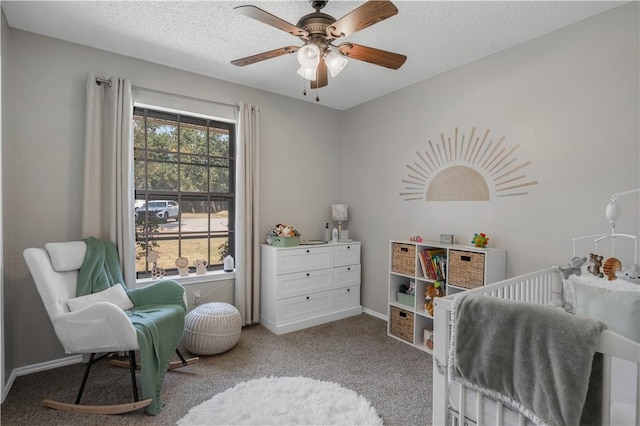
133 106 236 279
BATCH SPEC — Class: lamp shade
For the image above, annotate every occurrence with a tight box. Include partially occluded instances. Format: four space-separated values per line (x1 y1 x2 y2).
325 51 348 77
297 43 320 69
332 204 348 221
296 66 316 81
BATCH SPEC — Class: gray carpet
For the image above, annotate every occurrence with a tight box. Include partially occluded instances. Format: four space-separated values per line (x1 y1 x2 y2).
0 314 432 425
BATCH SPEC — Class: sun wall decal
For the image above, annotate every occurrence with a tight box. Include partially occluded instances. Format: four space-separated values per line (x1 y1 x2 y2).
400 127 538 201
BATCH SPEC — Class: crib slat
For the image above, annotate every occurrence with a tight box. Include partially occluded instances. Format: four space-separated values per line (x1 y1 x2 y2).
636 364 640 426
458 386 466 425
601 353 611 426
518 412 526 426
495 401 503 426
476 392 483 426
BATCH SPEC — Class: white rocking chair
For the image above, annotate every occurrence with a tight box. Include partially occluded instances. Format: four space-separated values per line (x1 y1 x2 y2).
23 241 198 415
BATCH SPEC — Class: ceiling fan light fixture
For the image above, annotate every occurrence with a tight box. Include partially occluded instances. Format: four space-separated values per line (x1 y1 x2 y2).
325 50 347 77
297 66 317 81
297 43 320 69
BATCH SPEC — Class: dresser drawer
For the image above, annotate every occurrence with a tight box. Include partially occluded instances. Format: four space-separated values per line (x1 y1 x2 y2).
335 243 360 267
334 286 360 311
277 246 334 274
334 264 361 289
277 290 333 323
277 269 333 299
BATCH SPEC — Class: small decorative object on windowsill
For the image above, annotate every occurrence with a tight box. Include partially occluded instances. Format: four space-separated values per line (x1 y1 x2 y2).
194 259 208 275
175 256 190 277
223 255 235 272
409 235 423 242
148 252 165 280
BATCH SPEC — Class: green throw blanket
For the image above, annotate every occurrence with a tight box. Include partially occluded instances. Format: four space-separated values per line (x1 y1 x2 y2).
449 294 606 426
78 237 186 415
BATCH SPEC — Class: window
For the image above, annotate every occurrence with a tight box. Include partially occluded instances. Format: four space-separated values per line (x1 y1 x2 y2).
133 107 235 278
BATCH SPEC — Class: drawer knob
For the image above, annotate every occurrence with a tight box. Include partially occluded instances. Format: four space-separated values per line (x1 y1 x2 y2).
347 267 351 271
306 296 310 300
347 246 350 249
306 249 310 253
306 273 310 277
347 288 350 292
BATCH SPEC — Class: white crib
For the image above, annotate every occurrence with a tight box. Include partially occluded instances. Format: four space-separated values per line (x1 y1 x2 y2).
432 267 640 426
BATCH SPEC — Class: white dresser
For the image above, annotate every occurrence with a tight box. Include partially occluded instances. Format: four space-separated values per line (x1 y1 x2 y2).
260 241 362 335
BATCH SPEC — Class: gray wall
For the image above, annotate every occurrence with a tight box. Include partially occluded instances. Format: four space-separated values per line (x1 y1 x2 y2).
2 2 639 386
2 26 342 372
342 3 639 314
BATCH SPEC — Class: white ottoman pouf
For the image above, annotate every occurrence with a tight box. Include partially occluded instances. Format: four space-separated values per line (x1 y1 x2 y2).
183 302 242 355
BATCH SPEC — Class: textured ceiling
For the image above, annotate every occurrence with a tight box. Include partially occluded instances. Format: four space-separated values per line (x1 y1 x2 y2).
2 1 628 110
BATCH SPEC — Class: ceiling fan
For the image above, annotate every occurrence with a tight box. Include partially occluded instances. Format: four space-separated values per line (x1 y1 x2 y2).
231 0 407 94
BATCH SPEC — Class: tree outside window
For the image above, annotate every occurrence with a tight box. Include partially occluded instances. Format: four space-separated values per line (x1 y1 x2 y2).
133 107 235 278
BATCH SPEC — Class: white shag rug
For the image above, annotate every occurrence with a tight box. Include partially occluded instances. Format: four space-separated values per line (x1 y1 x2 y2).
177 376 383 425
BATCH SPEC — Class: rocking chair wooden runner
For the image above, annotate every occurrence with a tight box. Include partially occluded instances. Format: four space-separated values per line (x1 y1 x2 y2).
23 240 198 415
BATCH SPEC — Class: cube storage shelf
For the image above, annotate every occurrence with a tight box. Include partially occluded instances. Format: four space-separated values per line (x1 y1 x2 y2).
388 240 506 353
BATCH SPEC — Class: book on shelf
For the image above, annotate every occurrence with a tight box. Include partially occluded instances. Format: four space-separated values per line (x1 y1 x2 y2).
422 248 446 281
418 250 429 278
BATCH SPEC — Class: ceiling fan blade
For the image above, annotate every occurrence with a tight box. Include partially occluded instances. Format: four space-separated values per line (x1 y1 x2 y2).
231 46 299 66
235 5 308 38
337 43 406 70
311 61 328 89
327 0 398 38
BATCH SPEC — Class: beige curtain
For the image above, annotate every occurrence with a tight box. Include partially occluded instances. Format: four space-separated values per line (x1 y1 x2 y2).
82 72 136 287
235 102 260 325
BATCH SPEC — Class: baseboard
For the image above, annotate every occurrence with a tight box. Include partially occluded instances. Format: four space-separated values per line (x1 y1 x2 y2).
362 307 387 321
3 354 83 399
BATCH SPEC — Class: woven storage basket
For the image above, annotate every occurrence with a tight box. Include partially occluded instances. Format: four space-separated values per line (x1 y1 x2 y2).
183 302 242 355
391 243 415 275
390 305 414 343
448 250 485 289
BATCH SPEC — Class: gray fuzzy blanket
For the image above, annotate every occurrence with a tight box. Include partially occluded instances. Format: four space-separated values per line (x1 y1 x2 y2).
449 294 606 426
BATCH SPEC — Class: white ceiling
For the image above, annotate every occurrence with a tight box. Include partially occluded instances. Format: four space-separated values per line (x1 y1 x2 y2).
2 1 628 110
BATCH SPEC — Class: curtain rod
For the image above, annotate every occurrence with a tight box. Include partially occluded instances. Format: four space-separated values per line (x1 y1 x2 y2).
95 77 112 87
94 78 238 110
133 85 239 110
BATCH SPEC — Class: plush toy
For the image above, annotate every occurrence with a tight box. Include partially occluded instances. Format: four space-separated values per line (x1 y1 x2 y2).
175 256 190 277
558 256 587 279
194 259 208 275
409 236 423 242
615 264 640 285
424 282 443 316
471 233 489 248
147 252 165 280
588 253 604 278
602 257 622 281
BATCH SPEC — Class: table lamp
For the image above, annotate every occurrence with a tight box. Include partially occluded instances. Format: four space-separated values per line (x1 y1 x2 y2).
332 204 348 240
